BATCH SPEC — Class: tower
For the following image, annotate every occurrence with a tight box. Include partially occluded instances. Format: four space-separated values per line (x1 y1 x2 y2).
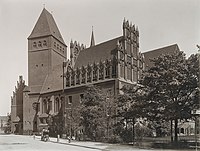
28 8 67 93
24 8 67 133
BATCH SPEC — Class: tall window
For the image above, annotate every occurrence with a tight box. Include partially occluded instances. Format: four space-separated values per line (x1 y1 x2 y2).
93 65 97 81
87 66 91 82
48 99 52 111
68 96 72 104
80 94 84 103
105 62 110 78
43 99 47 113
81 68 86 83
55 98 59 112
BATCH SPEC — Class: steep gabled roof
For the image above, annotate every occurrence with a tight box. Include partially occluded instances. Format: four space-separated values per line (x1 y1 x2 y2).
28 8 65 45
74 36 122 68
143 44 180 68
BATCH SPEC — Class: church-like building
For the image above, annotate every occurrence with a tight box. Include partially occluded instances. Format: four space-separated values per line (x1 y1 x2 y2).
10 8 179 135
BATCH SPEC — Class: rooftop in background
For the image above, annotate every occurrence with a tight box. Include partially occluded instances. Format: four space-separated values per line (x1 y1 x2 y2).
143 44 180 68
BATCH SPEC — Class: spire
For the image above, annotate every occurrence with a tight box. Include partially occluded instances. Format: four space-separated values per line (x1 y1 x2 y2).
28 8 66 45
90 26 95 47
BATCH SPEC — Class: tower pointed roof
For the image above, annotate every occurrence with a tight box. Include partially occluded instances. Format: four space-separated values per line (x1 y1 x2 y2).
90 27 95 47
28 8 66 45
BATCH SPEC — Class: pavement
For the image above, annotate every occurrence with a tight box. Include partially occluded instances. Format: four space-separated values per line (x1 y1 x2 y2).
34 135 110 150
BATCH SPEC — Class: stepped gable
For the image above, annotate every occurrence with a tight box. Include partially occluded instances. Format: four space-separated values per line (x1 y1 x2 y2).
28 8 66 45
74 36 122 68
143 44 179 68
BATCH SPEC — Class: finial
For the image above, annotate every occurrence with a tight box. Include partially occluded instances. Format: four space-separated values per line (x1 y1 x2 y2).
123 17 126 22
92 26 93 31
43 4 45 8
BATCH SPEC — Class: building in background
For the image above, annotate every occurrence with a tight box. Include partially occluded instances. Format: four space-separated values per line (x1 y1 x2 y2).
10 76 26 134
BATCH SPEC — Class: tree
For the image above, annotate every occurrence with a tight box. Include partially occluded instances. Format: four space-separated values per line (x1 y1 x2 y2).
80 85 107 141
4 113 11 134
141 51 199 143
115 84 148 142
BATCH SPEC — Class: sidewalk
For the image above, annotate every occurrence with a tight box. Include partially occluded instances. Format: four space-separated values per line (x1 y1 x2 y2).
34 135 110 150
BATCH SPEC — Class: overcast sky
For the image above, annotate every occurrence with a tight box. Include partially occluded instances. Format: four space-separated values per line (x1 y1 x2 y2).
0 0 199 116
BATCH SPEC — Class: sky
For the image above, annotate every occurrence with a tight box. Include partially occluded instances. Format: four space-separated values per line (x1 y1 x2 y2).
0 0 199 116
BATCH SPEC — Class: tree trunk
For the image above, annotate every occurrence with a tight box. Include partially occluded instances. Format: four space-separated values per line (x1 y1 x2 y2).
174 119 178 143
170 120 173 142
132 118 135 142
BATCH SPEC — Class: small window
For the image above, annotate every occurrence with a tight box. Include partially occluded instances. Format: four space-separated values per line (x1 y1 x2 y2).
33 42 37 47
57 44 59 49
38 41 42 47
80 94 84 103
43 40 47 46
54 42 56 47
68 96 72 104
36 65 38 67
41 64 43 67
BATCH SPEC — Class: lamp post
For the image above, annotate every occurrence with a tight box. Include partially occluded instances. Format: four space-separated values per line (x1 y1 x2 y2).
192 110 200 151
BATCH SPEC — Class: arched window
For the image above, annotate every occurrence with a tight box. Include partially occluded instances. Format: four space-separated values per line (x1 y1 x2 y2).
76 69 80 85
43 99 47 113
105 61 110 78
66 72 70 87
33 42 37 47
43 40 47 46
71 70 75 86
81 67 86 83
99 63 104 80
93 64 97 81
38 41 42 47
87 65 91 82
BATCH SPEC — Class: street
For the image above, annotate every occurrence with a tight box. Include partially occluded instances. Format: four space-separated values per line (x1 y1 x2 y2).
0 134 195 151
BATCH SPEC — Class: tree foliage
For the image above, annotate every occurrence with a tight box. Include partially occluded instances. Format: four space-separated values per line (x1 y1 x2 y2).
140 51 199 142
80 85 107 141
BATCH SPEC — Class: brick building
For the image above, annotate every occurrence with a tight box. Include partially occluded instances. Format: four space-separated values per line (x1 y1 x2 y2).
10 8 179 135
